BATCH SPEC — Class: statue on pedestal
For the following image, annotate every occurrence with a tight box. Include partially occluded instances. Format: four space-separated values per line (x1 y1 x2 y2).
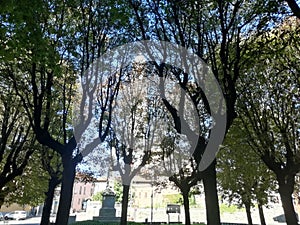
93 138 120 222
93 185 120 222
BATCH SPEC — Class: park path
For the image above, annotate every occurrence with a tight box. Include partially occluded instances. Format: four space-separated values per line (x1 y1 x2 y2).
0 204 287 225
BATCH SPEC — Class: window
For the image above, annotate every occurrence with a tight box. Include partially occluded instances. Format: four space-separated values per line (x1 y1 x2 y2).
84 187 86 195
79 186 82 195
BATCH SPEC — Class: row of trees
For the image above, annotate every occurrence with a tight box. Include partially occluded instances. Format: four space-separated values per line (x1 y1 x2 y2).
0 1 125 225
0 0 299 225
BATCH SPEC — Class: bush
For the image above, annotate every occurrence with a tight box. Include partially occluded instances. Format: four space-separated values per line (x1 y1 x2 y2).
219 204 241 214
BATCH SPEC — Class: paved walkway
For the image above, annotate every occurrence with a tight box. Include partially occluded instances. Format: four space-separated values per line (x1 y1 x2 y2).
77 204 286 225
0 204 287 225
130 206 285 224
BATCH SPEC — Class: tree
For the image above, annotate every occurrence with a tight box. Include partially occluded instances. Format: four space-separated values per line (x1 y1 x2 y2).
146 70 205 225
218 120 276 225
40 148 62 225
1 1 295 225
0 84 36 207
108 70 161 225
1 1 128 224
237 19 300 224
3 150 49 208
1 1 81 224
129 1 289 224
0 74 56 225
285 0 300 19
159 134 199 225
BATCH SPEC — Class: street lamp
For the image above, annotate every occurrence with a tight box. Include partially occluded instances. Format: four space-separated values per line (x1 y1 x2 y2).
151 179 153 225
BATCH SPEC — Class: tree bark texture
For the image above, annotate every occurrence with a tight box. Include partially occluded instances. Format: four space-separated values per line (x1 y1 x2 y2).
245 202 253 225
182 190 191 225
258 203 266 225
202 160 221 225
40 176 60 225
55 154 76 225
121 184 130 225
278 176 298 225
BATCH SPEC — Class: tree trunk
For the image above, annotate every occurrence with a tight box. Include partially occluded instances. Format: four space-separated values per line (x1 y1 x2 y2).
202 160 221 225
245 202 253 225
258 203 266 225
278 175 298 225
40 176 60 225
121 184 130 225
55 154 76 225
0 193 5 209
182 190 191 225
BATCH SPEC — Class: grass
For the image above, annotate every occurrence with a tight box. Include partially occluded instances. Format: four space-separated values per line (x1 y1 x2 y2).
70 221 206 225
70 221 144 225
219 204 241 214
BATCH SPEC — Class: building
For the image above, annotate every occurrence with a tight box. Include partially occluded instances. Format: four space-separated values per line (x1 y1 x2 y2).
46 174 109 214
71 180 95 212
71 175 113 213
129 176 183 209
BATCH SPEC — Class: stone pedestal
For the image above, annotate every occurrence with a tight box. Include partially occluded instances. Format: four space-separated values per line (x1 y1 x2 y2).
93 188 120 222
68 215 76 224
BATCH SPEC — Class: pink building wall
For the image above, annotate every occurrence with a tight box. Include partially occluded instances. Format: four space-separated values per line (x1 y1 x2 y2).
71 181 95 212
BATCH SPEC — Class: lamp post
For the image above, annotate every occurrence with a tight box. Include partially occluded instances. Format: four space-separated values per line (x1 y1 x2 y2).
151 179 153 225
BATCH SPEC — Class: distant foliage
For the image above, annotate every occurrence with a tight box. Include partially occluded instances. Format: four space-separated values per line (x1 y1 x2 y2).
92 192 103 202
113 181 123 203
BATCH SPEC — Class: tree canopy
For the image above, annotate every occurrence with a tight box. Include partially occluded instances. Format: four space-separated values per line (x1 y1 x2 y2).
0 1 299 225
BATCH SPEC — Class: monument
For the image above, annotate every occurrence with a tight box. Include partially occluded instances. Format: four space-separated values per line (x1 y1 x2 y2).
93 187 120 222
